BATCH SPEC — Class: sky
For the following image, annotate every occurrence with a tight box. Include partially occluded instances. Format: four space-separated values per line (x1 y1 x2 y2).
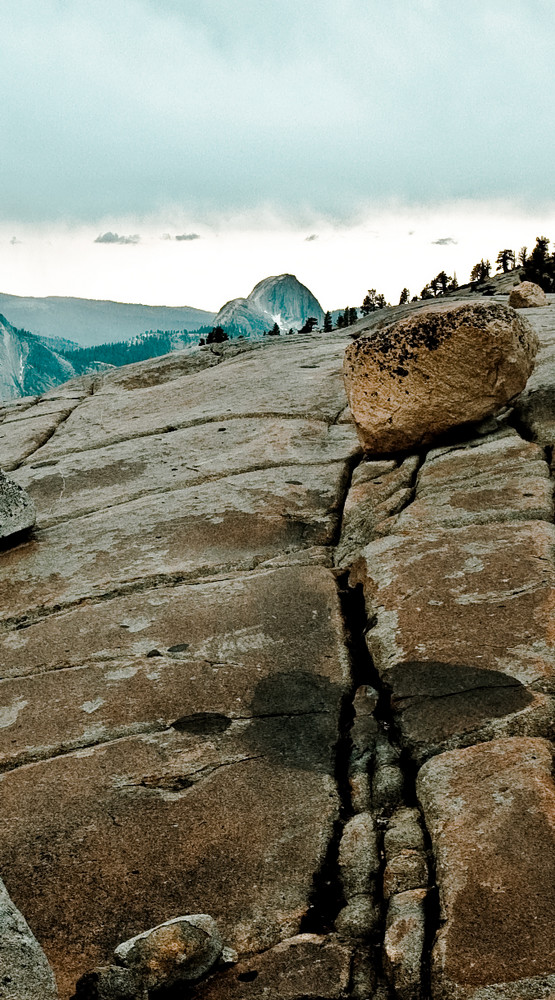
1 0 554 311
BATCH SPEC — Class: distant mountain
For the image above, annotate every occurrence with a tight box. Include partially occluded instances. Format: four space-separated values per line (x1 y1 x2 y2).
0 293 216 348
214 274 324 335
0 314 78 400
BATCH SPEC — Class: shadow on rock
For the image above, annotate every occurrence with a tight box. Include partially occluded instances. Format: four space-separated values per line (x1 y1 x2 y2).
242 670 344 774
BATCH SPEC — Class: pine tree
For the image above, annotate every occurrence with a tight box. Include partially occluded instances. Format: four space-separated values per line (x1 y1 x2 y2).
348 307 358 326
399 288 410 305
324 311 333 332
496 249 515 273
268 322 280 336
207 326 229 344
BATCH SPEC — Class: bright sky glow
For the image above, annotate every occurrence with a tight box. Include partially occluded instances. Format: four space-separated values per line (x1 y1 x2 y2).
1 1 554 310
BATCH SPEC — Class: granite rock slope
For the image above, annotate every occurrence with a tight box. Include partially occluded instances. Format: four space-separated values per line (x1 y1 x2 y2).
0 306 554 1000
0 331 359 998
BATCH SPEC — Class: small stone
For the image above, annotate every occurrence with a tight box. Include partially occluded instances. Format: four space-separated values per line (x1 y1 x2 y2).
383 808 425 858
0 878 58 999
334 895 380 940
508 281 548 308
350 947 377 999
349 759 372 814
114 914 223 990
352 685 379 718
71 966 146 1000
344 302 538 453
383 849 428 899
384 889 427 1000
374 735 401 767
0 469 36 542
338 813 380 896
372 764 404 812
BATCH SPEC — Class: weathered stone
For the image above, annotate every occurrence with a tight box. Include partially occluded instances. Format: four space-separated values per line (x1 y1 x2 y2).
334 895 380 939
0 404 75 471
417 435 547 494
351 521 555 762
349 948 378 1000
344 302 538 453
0 470 35 542
384 808 425 858
0 722 341 997
0 566 349 770
512 301 555 445
338 812 380 896
395 470 553 532
384 889 426 1000
114 914 222 989
0 877 58 999
72 966 145 1000
14 418 359 527
28 340 350 460
0 464 348 622
508 280 548 308
335 456 417 567
417 738 555 1000
372 763 404 811
348 762 373 814
189 934 352 1000
383 849 428 899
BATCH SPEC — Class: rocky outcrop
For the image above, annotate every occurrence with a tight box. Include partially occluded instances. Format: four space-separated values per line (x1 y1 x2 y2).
0 313 76 402
344 302 538 453
509 280 548 308
418 738 555 1000
214 273 324 335
0 470 36 542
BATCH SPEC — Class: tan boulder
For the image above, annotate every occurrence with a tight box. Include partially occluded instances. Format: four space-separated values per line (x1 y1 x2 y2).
508 280 548 308
343 302 538 453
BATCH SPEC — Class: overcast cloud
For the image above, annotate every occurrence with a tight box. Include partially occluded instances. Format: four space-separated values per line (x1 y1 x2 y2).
1 0 554 224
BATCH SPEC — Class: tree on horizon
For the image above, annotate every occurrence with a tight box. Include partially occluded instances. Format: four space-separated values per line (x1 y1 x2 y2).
496 249 516 273
324 311 333 332
470 259 491 284
207 325 229 344
522 236 554 291
399 288 410 305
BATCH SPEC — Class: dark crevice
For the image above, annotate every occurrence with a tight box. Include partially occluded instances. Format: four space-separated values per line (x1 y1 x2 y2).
299 682 354 934
333 442 436 998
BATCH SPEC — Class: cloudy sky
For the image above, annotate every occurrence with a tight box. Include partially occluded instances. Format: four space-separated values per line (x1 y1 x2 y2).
1 0 554 310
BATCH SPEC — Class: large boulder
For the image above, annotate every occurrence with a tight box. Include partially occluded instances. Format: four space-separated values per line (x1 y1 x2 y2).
343 302 538 453
508 280 548 308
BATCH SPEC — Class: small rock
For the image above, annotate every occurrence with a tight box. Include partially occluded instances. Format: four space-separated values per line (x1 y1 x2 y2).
352 685 379 718
374 735 401 768
349 757 373 814
508 281 548 308
0 878 58 999
383 808 425 858
383 849 428 899
334 895 380 940
344 302 538 453
384 889 427 1000
114 914 223 990
338 813 380 896
350 947 377 999
372 764 404 812
0 470 36 543
71 966 146 1000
